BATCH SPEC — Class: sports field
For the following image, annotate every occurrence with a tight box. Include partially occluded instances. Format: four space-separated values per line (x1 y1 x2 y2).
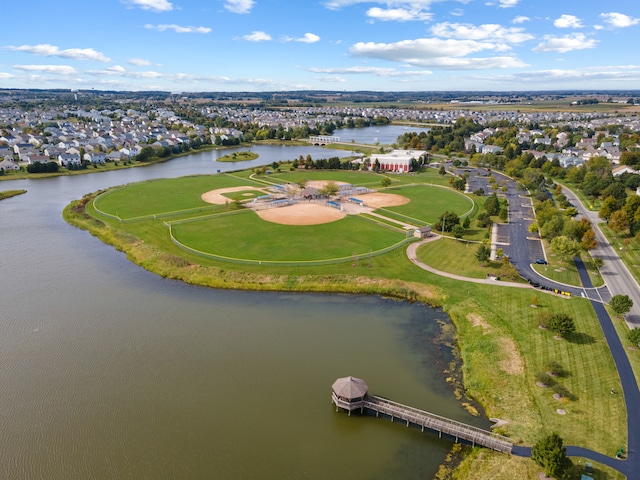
92 171 474 264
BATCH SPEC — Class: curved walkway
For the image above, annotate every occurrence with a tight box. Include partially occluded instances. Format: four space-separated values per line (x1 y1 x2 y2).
407 237 533 289
407 241 640 478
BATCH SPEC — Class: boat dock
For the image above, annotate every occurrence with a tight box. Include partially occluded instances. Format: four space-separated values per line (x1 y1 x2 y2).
331 376 513 454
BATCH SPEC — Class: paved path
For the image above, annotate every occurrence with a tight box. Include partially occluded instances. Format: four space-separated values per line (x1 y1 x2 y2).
406 237 532 289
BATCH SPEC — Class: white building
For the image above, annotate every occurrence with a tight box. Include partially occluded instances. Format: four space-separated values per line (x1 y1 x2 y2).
368 149 425 173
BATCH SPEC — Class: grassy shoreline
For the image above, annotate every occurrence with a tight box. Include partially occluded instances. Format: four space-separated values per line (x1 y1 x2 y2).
64 175 631 479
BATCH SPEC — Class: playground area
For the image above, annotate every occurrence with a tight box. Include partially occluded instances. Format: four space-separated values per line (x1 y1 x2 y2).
200 180 410 226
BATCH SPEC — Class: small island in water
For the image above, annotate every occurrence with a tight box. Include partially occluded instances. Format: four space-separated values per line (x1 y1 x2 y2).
217 151 259 162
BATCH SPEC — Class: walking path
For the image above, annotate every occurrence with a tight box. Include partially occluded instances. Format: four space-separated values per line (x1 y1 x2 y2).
406 237 532 289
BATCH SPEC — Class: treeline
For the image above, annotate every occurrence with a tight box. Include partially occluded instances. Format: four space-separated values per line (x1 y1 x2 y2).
396 117 483 153
26 161 59 173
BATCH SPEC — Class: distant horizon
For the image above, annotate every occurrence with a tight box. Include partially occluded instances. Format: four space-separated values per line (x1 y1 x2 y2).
1 1 639 92
3 87 640 94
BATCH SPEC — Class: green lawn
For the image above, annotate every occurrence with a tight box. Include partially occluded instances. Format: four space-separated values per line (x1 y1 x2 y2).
532 252 604 288
377 185 474 224
94 174 264 219
171 211 407 262
417 238 508 280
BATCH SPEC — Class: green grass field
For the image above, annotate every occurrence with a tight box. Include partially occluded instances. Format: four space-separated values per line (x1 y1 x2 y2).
171 211 407 262
94 175 264 219
93 172 473 263
378 185 474 224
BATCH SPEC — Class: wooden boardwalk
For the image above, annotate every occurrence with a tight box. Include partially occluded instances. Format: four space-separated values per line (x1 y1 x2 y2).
332 392 513 454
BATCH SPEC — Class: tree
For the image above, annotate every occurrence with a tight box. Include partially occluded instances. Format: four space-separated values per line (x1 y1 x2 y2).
476 244 491 263
438 165 446 175
599 195 619 222
320 181 339 197
609 209 629 234
531 433 572 479
547 313 576 337
452 224 465 239
580 228 598 250
484 194 500 215
592 257 604 270
462 216 471 229
629 328 640 347
550 236 581 263
380 177 391 187
610 295 633 315
434 211 460 232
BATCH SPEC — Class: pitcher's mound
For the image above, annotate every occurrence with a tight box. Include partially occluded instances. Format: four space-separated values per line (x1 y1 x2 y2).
257 203 346 225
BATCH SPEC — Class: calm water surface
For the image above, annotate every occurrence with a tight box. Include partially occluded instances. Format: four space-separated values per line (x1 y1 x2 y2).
0 138 481 479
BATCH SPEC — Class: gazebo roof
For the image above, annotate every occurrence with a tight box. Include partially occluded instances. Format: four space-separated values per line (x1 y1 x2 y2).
332 376 368 399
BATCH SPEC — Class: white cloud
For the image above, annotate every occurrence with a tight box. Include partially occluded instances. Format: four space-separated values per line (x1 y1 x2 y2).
128 58 159 66
87 66 163 79
350 38 528 69
224 0 255 14
431 22 534 43
498 0 518 7
600 12 640 28
512 16 529 24
242 31 272 41
144 24 211 33
309 66 432 77
554 14 583 29
6 44 110 62
533 33 597 53
317 76 347 83
0 72 15 79
13 64 78 75
366 7 432 22
325 0 445 10
122 0 173 12
489 65 640 85
294 33 321 43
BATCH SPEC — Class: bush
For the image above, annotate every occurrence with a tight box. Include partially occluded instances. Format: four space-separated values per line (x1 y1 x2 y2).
610 294 633 315
546 313 576 337
629 328 640 347
535 372 555 387
545 360 566 377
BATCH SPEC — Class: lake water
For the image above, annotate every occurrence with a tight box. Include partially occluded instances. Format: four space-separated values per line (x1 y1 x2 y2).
334 125 429 145
0 135 481 479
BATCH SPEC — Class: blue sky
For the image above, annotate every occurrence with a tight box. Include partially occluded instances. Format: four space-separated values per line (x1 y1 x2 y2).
1 0 640 92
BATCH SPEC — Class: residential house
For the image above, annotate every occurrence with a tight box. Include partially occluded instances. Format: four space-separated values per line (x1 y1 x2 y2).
84 153 106 164
0 158 20 171
58 153 81 167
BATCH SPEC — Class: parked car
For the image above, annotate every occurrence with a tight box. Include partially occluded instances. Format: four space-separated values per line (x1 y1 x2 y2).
535 259 548 265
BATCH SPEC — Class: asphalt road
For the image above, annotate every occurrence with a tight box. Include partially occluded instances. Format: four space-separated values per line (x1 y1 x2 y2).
452 166 611 302
561 185 640 330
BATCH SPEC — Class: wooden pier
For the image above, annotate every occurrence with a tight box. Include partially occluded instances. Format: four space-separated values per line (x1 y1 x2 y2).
331 377 513 454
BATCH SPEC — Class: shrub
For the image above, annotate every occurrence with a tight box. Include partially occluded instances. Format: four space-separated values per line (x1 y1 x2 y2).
629 328 640 347
535 372 555 387
546 313 576 337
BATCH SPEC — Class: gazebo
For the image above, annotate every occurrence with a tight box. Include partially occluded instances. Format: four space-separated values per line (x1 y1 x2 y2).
331 376 368 414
